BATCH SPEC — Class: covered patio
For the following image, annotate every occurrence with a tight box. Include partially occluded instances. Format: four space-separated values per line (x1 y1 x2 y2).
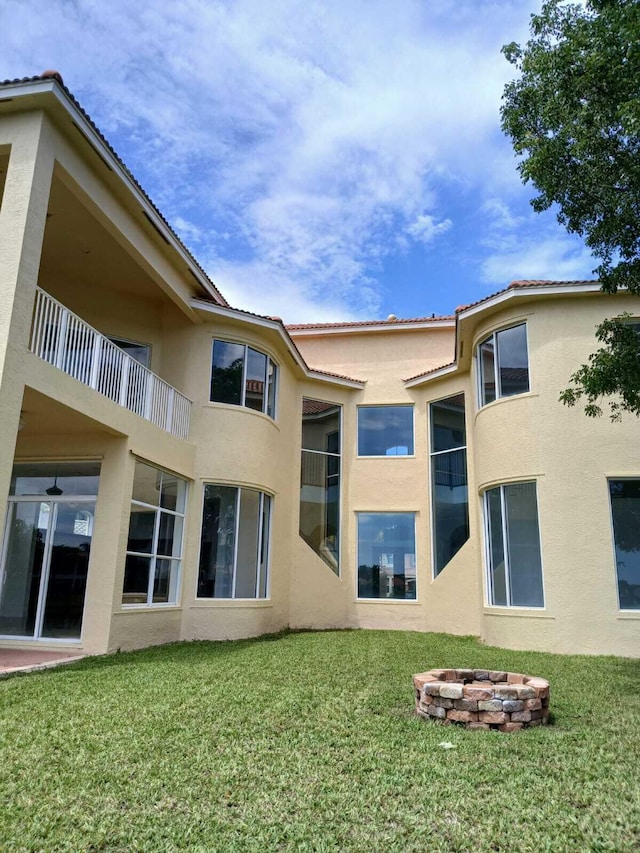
0 648 84 677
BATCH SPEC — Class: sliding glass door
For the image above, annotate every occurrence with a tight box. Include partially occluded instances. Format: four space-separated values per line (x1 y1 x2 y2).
0 501 47 636
0 462 99 641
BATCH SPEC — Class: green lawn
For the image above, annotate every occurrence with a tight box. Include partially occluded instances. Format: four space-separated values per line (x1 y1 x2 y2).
0 630 638 852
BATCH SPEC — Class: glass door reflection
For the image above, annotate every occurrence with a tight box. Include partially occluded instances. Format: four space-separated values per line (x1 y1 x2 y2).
0 499 95 640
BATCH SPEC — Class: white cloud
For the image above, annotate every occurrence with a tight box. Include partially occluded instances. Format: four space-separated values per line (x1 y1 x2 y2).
0 0 546 320
406 214 452 245
481 235 596 285
481 198 524 234
479 194 597 286
172 216 204 248
209 259 368 324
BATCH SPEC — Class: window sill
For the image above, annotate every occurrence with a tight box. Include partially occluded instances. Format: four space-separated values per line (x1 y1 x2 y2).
355 598 420 605
118 604 182 613
190 599 272 608
475 391 539 421
483 607 552 619
356 455 416 460
617 611 640 620
203 402 279 429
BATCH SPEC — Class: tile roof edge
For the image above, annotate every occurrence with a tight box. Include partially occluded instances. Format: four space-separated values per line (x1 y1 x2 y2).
287 316 455 331
191 299 365 385
404 361 457 384
307 367 366 384
455 279 602 314
0 73 229 307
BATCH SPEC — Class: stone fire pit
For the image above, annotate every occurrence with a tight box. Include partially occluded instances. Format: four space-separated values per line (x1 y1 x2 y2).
413 668 550 732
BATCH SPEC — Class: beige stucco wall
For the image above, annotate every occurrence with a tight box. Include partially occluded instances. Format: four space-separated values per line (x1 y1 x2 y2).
292 324 455 392
0 111 56 545
469 293 640 656
11 394 196 655
176 313 299 642
0 97 637 660
290 299 640 657
288 329 484 641
0 109 200 655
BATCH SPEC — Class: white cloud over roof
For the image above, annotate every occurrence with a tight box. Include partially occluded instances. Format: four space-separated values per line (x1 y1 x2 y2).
0 0 595 322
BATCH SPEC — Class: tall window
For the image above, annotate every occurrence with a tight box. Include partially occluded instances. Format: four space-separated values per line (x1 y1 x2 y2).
357 513 416 599
478 324 529 406
123 462 187 606
357 406 414 456
210 339 277 418
609 480 640 609
430 394 469 575
300 399 341 574
484 482 544 607
198 485 271 599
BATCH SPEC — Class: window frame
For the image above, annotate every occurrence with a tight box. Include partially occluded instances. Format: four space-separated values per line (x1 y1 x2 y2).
476 322 530 408
210 338 278 419
428 393 469 578
356 404 415 458
299 398 343 575
196 483 273 600
482 480 545 609
355 510 418 601
607 477 640 611
122 462 187 608
108 336 152 368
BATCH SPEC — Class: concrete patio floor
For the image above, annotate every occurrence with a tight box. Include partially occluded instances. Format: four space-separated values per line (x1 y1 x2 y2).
0 649 84 677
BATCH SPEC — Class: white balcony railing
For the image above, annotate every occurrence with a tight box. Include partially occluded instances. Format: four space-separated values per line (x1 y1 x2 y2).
30 287 191 440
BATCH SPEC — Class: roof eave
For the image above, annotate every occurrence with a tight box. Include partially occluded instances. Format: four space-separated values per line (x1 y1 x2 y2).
404 363 459 388
404 282 607 388
288 319 455 336
0 77 228 307
191 299 366 389
457 282 602 321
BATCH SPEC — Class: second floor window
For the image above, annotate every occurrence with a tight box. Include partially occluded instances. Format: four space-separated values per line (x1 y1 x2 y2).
357 405 414 456
108 337 151 368
478 323 529 407
210 339 277 418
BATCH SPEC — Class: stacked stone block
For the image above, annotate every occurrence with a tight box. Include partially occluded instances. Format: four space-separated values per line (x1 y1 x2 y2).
413 668 550 732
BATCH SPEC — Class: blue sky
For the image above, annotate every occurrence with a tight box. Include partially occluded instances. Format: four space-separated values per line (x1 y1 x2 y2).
0 0 596 323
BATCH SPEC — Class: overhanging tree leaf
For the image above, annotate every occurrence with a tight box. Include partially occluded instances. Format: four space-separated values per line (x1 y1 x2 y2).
501 0 640 418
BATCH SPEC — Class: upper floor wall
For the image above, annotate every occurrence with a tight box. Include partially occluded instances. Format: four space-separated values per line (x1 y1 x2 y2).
290 322 456 401
466 290 640 487
0 81 226 414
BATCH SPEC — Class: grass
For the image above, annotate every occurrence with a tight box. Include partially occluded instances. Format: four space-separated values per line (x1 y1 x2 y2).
0 630 639 852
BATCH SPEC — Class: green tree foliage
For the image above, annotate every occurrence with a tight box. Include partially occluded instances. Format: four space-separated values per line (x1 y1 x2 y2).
501 0 640 418
558 315 640 419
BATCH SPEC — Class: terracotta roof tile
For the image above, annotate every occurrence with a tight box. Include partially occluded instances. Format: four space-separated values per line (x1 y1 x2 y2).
508 279 598 288
287 315 454 331
193 299 365 385
406 280 602 385
308 367 366 383
455 279 599 314
302 399 339 415
0 73 228 307
404 361 456 383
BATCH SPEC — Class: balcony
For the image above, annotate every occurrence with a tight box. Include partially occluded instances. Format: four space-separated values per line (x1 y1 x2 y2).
29 287 191 439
